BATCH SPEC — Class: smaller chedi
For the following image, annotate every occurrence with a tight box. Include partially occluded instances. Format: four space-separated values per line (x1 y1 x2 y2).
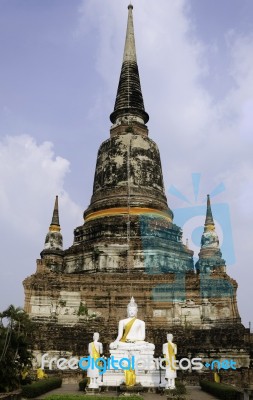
43 196 63 252
196 194 226 273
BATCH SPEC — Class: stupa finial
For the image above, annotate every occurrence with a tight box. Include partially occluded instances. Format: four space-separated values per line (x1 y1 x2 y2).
50 195 61 232
204 194 215 232
123 3 136 63
110 4 149 125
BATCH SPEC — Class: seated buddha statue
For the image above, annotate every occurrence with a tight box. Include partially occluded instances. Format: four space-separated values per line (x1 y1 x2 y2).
109 297 155 351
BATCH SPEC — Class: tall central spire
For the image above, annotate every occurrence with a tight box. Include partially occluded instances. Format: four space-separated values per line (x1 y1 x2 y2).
110 4 149 126
122 4 137 63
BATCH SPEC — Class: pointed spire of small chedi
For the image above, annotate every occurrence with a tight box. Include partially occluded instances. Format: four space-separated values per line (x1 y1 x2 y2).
40 196 64 271
195 195 226 273
110 4 149 129
50 195 60 228
44 195 63 251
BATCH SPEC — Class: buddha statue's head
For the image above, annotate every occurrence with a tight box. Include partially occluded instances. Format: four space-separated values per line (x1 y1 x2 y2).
127 297 138 318
93 332 99 341
167 333 173 342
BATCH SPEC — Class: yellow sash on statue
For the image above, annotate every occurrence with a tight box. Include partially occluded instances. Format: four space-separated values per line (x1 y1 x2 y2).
168 342 176 371
91 342 100 360
120 317 136 342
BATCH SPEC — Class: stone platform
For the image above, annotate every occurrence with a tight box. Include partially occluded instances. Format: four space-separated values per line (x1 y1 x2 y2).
34 383 224 399
101 368 164 388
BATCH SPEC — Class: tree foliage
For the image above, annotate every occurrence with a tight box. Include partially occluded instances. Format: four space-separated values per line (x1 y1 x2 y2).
0 305 33 392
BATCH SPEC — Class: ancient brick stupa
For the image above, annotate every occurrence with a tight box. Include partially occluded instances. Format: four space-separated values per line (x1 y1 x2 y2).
23 4 250 382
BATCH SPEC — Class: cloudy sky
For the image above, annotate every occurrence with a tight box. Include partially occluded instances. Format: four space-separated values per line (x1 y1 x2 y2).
0 0 252 327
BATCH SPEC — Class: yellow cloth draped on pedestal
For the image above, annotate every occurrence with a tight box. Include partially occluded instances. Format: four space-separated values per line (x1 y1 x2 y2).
125 369 136 387
121 318 137 386
120 317 136 342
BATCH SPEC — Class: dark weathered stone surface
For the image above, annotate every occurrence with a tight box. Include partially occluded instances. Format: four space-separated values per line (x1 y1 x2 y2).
85 132 170 215
110 61 149 124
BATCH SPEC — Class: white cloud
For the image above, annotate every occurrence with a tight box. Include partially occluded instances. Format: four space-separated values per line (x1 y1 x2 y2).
0 134 82 309
0 135 82 235
227 34 253 144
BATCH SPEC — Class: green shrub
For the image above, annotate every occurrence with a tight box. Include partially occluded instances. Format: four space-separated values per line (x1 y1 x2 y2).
78 378 88 391
21 377 62 398
175 380 187 394
119 383 144 392
77 302 88 316
165 380 187 398
200 380 240 400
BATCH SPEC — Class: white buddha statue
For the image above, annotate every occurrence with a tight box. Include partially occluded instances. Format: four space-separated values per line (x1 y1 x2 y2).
110 297 154 351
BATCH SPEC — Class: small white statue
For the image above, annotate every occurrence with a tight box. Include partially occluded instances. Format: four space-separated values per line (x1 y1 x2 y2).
87 332 103 389
163 333 177 390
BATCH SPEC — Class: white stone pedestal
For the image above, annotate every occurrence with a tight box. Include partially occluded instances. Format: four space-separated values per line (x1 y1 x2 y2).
101 347 166 388
101 368 166 388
